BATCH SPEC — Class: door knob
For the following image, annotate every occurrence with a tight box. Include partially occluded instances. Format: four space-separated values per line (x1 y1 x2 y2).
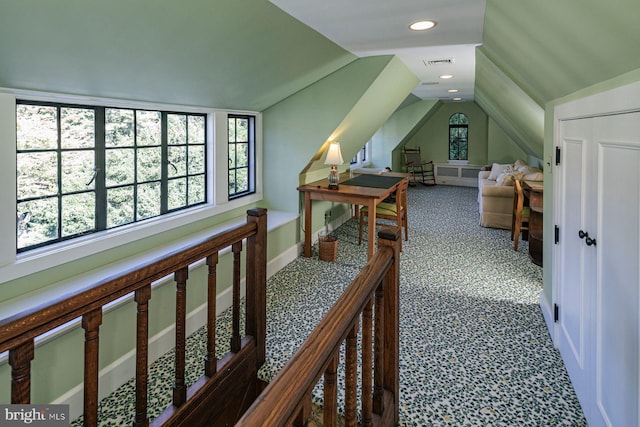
579 230 596 246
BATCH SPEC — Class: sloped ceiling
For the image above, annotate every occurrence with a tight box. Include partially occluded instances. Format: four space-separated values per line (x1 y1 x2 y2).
475 50 544 158
262 56 419 211
475 0 639 159
481 0 640 106
0 0 355 111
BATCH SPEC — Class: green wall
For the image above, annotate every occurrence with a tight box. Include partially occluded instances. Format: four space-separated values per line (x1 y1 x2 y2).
371 99 439 171
402 102 490 166
487 118 529 166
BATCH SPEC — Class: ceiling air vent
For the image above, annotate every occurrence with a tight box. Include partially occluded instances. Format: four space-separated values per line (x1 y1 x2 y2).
420 81 439 85
423 57 454 66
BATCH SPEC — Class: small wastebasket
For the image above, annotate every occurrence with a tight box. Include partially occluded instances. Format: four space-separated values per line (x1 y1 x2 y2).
318 233 338 261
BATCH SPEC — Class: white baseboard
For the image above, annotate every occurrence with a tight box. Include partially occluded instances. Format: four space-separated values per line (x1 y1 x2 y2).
435 176 477 187
55 240 301 421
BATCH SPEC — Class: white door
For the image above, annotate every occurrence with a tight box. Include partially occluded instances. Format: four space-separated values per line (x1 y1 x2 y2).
593 112 640 427
555 111 640 427
556 117 597 421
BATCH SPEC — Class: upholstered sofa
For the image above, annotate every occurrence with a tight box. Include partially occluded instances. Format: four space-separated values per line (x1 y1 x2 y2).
477 160 543 229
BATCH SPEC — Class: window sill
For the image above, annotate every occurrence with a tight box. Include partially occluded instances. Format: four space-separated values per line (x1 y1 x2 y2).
1 208 296 323
3 192 268 285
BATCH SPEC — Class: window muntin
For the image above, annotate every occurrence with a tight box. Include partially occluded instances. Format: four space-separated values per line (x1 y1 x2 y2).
16 101 207 252
449 113 469 161
228 114 255 200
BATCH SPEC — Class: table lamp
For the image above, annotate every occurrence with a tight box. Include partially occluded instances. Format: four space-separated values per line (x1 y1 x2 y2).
324 141 344 190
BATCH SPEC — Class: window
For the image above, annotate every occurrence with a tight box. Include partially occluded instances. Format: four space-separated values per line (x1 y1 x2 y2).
228 114 255 199
350 141 371 166
16 101 207 252
449 113 468 160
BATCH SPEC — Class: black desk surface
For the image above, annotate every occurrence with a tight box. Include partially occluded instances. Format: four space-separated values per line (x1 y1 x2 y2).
341 174 403 189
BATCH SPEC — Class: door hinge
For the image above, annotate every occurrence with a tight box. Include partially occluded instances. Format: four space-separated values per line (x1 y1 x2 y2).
554 304 559 323
555 146 561 165
554 225 560 244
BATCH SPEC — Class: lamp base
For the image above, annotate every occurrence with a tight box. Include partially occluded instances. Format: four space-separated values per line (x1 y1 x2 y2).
328 167 339 190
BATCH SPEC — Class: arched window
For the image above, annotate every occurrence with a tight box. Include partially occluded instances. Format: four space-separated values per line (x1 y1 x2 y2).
449 113 468 160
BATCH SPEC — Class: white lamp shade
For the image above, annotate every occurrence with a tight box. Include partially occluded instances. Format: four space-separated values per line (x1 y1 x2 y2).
324 142 344 166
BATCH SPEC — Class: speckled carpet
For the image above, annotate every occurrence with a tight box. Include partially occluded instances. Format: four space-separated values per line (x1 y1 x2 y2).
72 185 586 426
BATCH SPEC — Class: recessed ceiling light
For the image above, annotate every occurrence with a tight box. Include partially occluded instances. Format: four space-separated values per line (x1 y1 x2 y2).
439 74 453 79
453 97 462 101
447 89 459 93
409 20 437 31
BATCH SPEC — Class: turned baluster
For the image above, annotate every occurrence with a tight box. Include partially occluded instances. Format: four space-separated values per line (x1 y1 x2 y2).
82 308 103 427
362 297 374 427
231 241 242 353
205 253 219 377
323 353 339 426
9 340 35 404
134 284 151 427
373 283 385 414
344 322 359 427
173 267 188 406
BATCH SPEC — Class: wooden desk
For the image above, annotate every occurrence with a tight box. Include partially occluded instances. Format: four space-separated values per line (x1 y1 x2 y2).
297 173 408 260
523 180 543 266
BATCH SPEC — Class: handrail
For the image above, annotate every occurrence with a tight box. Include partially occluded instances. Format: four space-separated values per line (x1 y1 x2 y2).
236 227 401 427
0 221 256 351
1 208 268 427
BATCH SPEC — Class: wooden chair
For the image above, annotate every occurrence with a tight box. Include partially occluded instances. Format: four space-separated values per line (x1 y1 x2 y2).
402 147 436 186
358 178 409 249
511 179 530 251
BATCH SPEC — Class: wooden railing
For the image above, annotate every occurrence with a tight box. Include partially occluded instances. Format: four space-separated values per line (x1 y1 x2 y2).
236 228 401 427
0 208 268 427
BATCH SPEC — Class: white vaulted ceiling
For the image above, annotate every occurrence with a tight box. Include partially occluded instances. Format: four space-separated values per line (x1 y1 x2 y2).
269 0 486 102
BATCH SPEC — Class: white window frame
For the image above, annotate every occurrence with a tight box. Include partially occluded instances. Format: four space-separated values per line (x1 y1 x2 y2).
0 89 263 283
350 140 372 168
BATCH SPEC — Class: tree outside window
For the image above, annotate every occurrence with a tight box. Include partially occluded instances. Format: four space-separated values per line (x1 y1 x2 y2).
449 113 468 160
228 114 255 199
16 101 207 252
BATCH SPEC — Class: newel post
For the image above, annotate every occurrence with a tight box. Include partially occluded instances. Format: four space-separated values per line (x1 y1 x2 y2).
377 227 401 425
245 208 268 365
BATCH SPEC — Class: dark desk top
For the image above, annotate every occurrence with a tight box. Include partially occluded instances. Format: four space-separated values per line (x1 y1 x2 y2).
341 174 404 189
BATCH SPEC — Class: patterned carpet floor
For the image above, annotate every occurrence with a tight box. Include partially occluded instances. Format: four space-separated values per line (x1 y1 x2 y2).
72 184 586 426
